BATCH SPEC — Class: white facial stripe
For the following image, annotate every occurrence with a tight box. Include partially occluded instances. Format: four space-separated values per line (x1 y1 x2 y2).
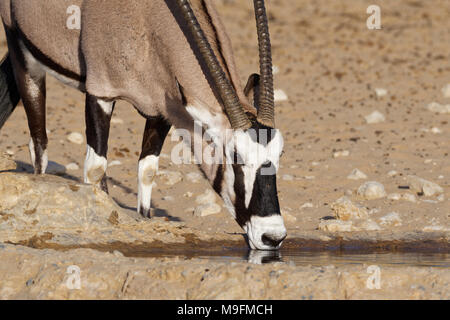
244 215 287 250
233 130 284 208
97 99 114 115
185 103 228 130
137 155 159 213
84 145 107 185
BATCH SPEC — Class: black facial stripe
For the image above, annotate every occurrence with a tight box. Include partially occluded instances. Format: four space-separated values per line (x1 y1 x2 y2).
232 161 281 227
212 163 223 195
247 161 280 217
232 164 250 227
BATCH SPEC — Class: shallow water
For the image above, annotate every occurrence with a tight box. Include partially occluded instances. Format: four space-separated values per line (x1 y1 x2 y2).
118 246 450 267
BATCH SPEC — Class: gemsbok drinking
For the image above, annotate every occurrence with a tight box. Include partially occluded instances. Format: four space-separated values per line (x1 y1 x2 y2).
0 0 287 250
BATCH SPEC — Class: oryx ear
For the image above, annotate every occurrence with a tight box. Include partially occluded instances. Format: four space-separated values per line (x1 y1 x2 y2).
244 73 260 109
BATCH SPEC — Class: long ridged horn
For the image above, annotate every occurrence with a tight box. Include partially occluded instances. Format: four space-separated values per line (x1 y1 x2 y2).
175 0 251 130
253 0 275 128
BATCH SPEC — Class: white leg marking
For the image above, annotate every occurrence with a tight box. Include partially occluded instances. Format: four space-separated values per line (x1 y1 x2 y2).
137 155 159 215
29 139 48 174
84 145 107 185
97 99 114 115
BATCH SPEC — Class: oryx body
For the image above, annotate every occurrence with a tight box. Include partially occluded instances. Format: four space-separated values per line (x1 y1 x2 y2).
0 0 286 250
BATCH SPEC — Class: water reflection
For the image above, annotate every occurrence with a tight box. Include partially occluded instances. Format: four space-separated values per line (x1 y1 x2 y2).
247 250 283 264
244 250 450 267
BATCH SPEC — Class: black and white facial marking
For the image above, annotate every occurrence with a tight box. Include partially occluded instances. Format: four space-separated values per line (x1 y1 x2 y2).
185 103 286 250
224 123 286 250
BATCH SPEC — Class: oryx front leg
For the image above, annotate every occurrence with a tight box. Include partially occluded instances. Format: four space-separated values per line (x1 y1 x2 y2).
138 116 171 218
84 94 115 192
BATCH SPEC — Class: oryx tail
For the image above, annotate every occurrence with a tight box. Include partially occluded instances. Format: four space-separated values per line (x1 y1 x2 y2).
0 53 20 129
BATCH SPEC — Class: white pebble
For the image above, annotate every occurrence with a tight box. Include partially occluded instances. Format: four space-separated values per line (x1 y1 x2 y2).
333 150 350 158
282 174 294 181
274 89 288 102
67 132 84 145
65 163 80 171
272 65 280 75
387 193 401 201
374 88 388 97
431 127 442 134
426 102 450 114
108 160 122 167
300 202 314 209
406 175 444 196
347 168 368 180
442 84 450 98
111 118 124 124
196 189 216 205
162 195 175 201
365 110 385 124
357 181 387 200
387 170 398 177
194 203 221 217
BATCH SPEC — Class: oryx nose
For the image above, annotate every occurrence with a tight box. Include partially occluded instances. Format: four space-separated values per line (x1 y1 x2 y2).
261 232 286 248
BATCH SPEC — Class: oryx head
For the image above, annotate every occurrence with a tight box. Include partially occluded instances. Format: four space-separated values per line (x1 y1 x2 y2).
177 0 286 250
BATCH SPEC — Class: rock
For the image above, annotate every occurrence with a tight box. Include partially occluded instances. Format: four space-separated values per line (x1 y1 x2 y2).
426 102 450 114
46 161 66 175
0 173 136 244
330 196 369 221
158 170 183 186
183 192 193 198
333 150 349 158
186 172 202 183
442 84 450 98
347 169 368 180
282 174 294 181
357 219 382 231
379 212 402 226
196 189 216 205
274 89 288 102
365 110 385 124
0 153 17 171
194 203 221 217
67 132 84 145
374 88 388 97
357 181 386 200
406 175 444 196
65 163 80 171
318 220 354 232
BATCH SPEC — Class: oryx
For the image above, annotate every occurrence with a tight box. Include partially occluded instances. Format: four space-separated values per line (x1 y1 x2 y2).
0 0 286 250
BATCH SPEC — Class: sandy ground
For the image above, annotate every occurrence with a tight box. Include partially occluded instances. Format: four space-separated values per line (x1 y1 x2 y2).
0 0 449 299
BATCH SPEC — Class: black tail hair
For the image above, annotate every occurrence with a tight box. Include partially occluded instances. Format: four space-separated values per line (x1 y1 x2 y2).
0 53 20 130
